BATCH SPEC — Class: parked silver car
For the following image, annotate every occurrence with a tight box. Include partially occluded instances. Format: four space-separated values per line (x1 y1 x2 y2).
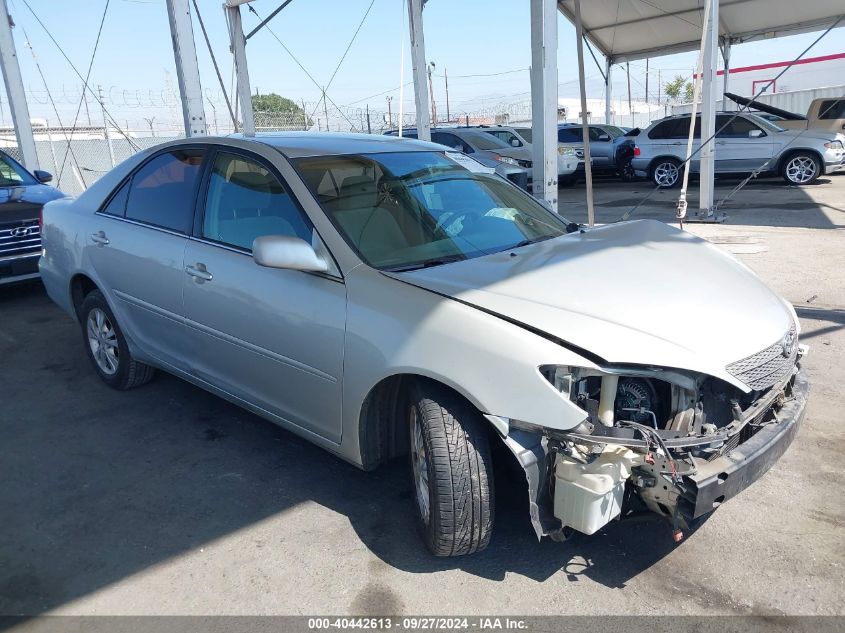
631 112 845 187
479 125 580 181
41 134 809 555
386 126 534 190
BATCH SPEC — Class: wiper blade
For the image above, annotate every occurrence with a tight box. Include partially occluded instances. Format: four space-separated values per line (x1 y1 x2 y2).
386 255 467 272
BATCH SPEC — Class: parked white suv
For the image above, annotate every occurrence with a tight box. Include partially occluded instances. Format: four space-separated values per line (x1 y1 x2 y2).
631 112 845 187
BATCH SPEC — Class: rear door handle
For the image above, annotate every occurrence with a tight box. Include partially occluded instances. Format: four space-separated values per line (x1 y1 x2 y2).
716 141 727 145
185 263 213 282
90 231 109 245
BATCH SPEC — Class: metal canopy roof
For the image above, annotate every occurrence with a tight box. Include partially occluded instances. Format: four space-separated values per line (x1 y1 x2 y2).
557 0 844 62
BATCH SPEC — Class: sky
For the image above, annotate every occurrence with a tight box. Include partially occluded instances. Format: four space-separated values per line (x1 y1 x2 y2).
3 0 844 133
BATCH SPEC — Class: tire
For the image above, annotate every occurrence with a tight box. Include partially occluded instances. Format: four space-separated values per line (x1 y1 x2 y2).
781 151 821 185
651 158 682 188
79 290 155 390
408 380 494 556
618 159 636 182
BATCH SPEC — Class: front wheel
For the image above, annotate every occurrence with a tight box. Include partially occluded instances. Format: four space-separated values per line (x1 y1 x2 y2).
782 152 821 185
651 158 682 188
408 381 494 556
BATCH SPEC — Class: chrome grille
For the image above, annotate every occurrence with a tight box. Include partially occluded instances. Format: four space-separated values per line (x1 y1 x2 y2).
726 324 797 390
0 220 41 260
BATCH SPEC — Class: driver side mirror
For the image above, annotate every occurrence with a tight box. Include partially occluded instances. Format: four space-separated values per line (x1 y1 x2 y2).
34 169 53 183
748 129 765 138
510 138 521 147
252 235 328 273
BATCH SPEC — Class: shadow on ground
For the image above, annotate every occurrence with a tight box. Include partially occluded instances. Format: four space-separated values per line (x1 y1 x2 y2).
559 173 845 229
0 284 685 616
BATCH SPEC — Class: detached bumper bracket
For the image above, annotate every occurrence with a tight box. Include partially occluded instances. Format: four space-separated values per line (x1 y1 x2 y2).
678 372 810 522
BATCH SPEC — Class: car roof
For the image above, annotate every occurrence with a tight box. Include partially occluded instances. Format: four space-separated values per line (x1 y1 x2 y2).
226 131 445 158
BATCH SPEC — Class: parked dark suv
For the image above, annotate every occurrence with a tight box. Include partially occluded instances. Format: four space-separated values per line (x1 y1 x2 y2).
0 150 65 285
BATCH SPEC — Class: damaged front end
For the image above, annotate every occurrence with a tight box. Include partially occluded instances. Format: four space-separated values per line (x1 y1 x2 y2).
498 328 810 541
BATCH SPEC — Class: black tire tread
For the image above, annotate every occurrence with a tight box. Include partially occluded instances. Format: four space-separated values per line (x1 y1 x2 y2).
411 382 494 556
79 290 155 391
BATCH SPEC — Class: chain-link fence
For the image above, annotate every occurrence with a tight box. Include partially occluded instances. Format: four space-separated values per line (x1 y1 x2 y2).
2 136 181 197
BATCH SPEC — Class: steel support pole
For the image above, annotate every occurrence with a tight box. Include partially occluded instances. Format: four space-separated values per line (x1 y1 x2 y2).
605 57 612 124
166 0 207 137
573 0 595 225
698 0 719 216
225 3 255 136
529 0 558 211
0 0 38 170
407 0 430 140
721 37 732 109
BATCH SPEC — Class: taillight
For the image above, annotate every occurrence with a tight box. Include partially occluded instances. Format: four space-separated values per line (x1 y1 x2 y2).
633 145 641 156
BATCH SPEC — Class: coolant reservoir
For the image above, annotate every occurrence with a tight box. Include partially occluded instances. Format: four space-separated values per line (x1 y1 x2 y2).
553 446 641 535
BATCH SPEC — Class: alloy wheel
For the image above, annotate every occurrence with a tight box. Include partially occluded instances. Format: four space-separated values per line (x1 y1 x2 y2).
86 307 119 375
653 161 680 187
785 156 817 184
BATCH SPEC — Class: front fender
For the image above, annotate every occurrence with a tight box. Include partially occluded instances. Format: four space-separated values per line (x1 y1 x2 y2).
340 266 595 465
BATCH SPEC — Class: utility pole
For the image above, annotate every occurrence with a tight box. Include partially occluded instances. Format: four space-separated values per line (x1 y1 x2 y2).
386 95 393 128
0 0 39 170
366 104 371 134
427 61 437 126
206 98 218 134
322 89 329 132
82 83 92 126
626 61 633 124
658 69 662 115
444 68 450 123
301 98 307 130
98 85 115 168
645 58 649 105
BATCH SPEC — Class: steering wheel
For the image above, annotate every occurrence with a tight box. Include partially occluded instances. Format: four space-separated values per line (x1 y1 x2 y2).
435 210 482 236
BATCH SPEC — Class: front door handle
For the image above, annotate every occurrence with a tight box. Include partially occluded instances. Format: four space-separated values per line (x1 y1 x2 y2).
90 231 109 245
185 263 213 282
716 140 727 145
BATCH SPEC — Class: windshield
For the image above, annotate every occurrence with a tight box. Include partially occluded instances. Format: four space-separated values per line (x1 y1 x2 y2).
467 131 511 151
0 152 36 187
514 127 532 143
745 113 786 133
294 151 569 270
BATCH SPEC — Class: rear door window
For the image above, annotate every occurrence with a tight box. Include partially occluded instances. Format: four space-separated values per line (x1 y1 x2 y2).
125 148 206 233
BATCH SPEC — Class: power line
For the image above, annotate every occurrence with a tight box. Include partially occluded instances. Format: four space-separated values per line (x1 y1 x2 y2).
58 0 109 182
18 0 140 151
246 5 359 131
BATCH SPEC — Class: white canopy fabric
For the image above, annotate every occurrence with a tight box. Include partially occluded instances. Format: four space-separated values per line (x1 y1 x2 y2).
557 0 844 62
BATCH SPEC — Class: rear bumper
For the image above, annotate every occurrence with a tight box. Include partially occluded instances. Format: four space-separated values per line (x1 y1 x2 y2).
677 371 810 523
0 252 40 286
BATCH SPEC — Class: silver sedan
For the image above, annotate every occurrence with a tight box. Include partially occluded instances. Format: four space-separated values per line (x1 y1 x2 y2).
40 133 809 555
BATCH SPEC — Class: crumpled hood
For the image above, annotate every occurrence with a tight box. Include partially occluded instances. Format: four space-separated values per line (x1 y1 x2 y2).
396 220 794 386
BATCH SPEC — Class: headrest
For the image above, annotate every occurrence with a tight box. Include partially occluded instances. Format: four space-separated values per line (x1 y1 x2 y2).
337 175 379 211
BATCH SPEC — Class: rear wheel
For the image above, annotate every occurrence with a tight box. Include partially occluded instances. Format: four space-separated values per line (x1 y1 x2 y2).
782 152 820 185
79 290 155 390
651 158 682 188
408 381 494 556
